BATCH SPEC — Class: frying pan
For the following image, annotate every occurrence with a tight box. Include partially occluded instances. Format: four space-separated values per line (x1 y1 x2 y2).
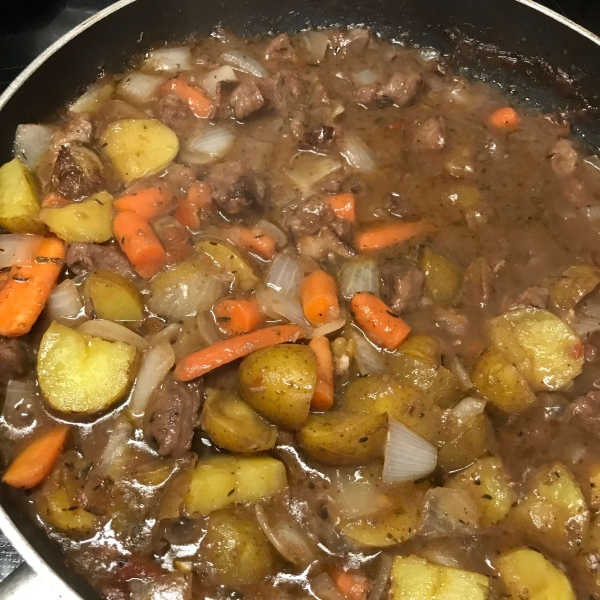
0 0 599 597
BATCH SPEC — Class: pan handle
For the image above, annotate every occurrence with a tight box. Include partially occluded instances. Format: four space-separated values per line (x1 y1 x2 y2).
0 563 58 600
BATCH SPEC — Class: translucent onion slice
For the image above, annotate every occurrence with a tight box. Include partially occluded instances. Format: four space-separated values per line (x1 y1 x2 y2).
184 127 235 165
97 417 133 479
310 317 346 338
447 355 473 390
221 50 268 78
354 69 377 85
302 31 329 63
382 419 437 484
339 258 379 299
13 125 53 170
201 65 238 97
340 133 376 173
70 83 114 114
117 72 167 104
256 286 311 328
77 320 149 351
286 153 342 192
368 554 393 600
47 280 84 324
452 396 486 424
350 330 387 376
255 219 288 249
0 234 44 269
145 47 193 73
266 254 302 295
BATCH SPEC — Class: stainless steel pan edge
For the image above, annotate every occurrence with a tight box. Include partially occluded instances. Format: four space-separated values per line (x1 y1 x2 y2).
0 0 600 598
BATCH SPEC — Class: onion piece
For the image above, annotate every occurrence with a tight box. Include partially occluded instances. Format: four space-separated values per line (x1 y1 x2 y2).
129 341 175 418
78 320 149 351
0 234 44 269
221 50 268 78
47 280 84 324
266 254 302 295
350 330 387 376
310 317 346 338
256 286 311 328
368 554 393 600
382 419 437 484
3 380 38 431
571 316 600 337
354 69 377 85
13 125 53 170
302 31 329 63
447 355 473 390
311 574 346 600
255 219 288 249
70 82 114 114
184 127 235 165
145 47 193 73
340 133 376 173
97 417 133 479
286 153 342 192
200 65 238 98
339 258 379 299
117 72 167 104
147 323 183 347
420 487 479 537
452 396 486 424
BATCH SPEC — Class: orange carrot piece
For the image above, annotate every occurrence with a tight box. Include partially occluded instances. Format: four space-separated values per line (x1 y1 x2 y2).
3 426 69 489
355 221 433 253
301 269 340 326
160 76 213 118
351 292 411 350
328 193 356 222
214 298 262 336
41 192 71 209
0 237 65 337
330 569 370 600
113 211 166 279
228 226 276 260
187 181 213 210
114 184 172 221
175 181 213 231
309 336 334 411
175 324 305 381
488 107 520 130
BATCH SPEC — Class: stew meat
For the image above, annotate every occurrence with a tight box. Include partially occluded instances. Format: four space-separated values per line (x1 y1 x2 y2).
2 26 600 600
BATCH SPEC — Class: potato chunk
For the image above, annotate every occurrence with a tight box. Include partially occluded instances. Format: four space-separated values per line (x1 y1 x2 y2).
495 548 575 600
100 119 179 182
39 191 114 243
438 412 492 472
0 158 42 233
37 321 137 414
84 270 144 323
419 248 461 305
550 264 600 311
196 240 259 292
488 307 583 391
390 555 489 600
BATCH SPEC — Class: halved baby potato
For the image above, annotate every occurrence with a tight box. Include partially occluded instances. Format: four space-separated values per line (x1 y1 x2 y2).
37 321 137 414
550 264 600 311
0 158 43 233
84 269 144 323
196 240 259 292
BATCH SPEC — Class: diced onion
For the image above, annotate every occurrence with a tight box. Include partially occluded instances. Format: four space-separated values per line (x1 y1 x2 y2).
310 317 346 338
286 153 342 192
255 219 288 249
147 323 182 347
221 50 268 78
339 258 379 299
47 280 84 324
354 69 377 85
256 286 311 328
78 320 149 350
196 312 221 346
350 330 387 376
70 83 114 114
571 316 600 337
368 554 393 600
13 125 53 170
311 574 346 600
3 380 38 432
145 47 193 73
340 133 376 173
382 419 437 484
129 341 175 418
184 127 235 165
117 72 167 104
331 472 388 519
420 487 479 537
452 396 486 424
447 355 473 390
0 234 43 269
266 254 302 295
302 31 329 63
201 65 238 98
97 417 133 479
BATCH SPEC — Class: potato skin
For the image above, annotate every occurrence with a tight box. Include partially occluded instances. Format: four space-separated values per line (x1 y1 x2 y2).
84 269 144 323
239 344 317 429
0 158 43 233
419 247 461 305
438 412 492 472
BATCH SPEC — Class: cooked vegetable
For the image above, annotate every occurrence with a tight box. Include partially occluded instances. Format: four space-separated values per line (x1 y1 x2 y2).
298 412 388 465
185 126 235 164
222 50 269 77
161 76 213 118
448 456 515 526
213 298 262 336
340 133 377 173
495 549 575 600
196 240 259 292
0 234 43 269
330 569 370 600
0 237 65 337
488 106 519 129
114 184 172 220
175 180 212 230
438 412 492 472
14 124 53 171
3 426 68 489
471 347 536 413
309 336 334 411
339 257 380 299
327 193 356 222
301 269 340 326
355 221 433 253
351 292 411 350
70 82 114 113
78 319 149 350
37 321 137 414
286 153 342 192
488 307 583 391
0 158 42 233
145 47 193 73
550 264 600 310
589 463 600 509
47 279 84 324
84 270 144 323
225 226 276 260
117 72 167 103
201 389 278 453
266 253 302 294
100 118 179 182
419 247 461 305
390 555 489 600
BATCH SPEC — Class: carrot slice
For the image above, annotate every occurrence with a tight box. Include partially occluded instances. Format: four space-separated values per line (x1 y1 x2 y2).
114 184 172 221
0 237 65 337
488 107 520 130
41 192 71 209
175 181 213 231
113 211 166 279
355 221 433 252
175 324 305 381
351 292 411 350
3 426 69 489
301 269 340 326
160 76 213 118
328 193 356 222
214 298 262 336
309 336 334 411
227 226 276 260
330 568 370 600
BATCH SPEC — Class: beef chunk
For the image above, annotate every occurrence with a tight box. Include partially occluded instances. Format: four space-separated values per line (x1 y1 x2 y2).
297 228 355 261
433 307 470 337
285 197 331 238
268 70 305 111
162 163 198 194
565 392 600 437
264 33 296 61
230 80 267 120
412 116 446 151
207 161 265 216
354 84 378 107
156 94 192 132
144 375 202 458
386 193 421 220
511 286 549 309
299 125 336 150
52 145 105 200
0 338 29 384
377 71 422 107
380 261 424 313
52 114 93 147
66 243 136 280
551 138 578 176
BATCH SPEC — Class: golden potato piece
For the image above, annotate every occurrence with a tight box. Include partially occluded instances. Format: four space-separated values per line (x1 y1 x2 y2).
0 158 42 233
37 321 137 414
438 412 492 472
419 248 461 305
84 269 144 323
100 118 179 182
495 548 575 600
488 307 583 391
550 264 600 311
196 240 259 292
588 462 600 509
39 191 114 243
39 486 97 533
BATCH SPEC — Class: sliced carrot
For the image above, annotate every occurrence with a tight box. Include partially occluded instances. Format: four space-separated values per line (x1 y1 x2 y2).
330 568 370 600
488 107 519 130
301 269 340 326
175 325 305 381
351 292 411 350
175 181 213 231
214 298 262 336
187 181 213 210
113 211 166 279
309 336 334 411
0 237 65 337
41 192 71 209
3 426 69 489
355 220 433 252
114 185 172 221
227 226 276 260
328 193 356 222
160 76 213 118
